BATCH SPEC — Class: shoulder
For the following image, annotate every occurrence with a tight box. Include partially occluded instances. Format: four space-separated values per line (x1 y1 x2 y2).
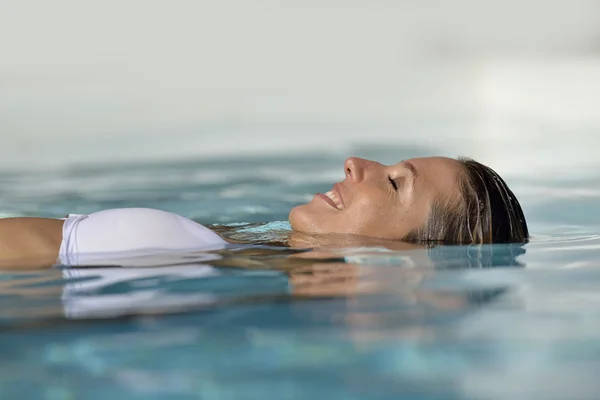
0 217 64 266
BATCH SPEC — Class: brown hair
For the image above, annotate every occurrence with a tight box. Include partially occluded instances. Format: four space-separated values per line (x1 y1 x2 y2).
405 157 529 244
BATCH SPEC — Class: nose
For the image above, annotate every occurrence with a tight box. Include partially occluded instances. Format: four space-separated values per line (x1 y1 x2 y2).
344 157 371 183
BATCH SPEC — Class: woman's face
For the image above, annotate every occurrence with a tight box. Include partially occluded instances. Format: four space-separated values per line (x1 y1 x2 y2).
288 156 464 239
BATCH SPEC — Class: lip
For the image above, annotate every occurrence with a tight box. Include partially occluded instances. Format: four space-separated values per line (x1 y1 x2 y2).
317 193 338 210
332 182 346 208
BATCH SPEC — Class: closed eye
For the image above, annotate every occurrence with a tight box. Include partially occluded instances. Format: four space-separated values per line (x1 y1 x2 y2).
388 176 398 191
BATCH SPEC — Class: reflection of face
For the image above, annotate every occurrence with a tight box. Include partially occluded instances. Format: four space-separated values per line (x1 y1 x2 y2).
288 156 464 239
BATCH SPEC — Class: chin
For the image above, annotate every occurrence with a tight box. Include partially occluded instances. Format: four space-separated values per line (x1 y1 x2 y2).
288 204 320 234
288 205 303 231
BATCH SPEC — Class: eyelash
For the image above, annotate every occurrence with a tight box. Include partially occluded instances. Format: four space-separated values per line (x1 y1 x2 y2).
388 176 398 191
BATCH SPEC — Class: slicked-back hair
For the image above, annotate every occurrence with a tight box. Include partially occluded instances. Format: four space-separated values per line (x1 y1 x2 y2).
405 158 529 244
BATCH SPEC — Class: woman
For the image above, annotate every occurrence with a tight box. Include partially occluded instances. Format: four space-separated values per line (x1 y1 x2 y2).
0 156 529 269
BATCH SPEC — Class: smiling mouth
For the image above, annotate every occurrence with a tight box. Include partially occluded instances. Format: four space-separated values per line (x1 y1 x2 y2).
319 190 344 210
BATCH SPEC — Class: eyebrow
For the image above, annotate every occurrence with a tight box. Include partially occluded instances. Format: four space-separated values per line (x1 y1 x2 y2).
401 160 418 179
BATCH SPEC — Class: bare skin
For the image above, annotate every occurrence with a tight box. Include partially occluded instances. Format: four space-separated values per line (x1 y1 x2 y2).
289 156 464 239
0 218 64 269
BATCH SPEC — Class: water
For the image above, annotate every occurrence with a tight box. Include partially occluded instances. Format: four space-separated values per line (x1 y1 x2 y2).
1 145 600 400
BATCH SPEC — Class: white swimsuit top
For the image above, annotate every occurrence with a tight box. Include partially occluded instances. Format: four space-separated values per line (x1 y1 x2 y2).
58 208 227 266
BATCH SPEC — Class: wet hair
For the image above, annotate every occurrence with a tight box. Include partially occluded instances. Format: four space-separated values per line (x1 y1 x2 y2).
406 157 529 244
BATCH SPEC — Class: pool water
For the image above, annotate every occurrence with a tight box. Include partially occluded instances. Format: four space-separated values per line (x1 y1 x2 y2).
1 145 600 400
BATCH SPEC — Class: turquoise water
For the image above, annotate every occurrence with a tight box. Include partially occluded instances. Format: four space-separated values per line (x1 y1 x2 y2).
1 146 600 399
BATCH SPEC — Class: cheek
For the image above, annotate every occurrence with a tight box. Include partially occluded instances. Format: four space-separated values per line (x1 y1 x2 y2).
345 194 420 238
343 196 391 234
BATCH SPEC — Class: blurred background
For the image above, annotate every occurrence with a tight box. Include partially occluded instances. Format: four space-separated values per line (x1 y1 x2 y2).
3 5 600 399
1 0 599 178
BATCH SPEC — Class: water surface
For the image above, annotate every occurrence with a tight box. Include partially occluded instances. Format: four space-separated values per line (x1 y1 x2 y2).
1 145 599 400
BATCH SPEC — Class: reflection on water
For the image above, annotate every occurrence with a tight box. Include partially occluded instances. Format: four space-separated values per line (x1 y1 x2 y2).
1 147 600 399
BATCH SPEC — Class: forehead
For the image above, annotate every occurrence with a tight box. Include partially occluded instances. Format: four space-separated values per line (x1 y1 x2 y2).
401 156 464 198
